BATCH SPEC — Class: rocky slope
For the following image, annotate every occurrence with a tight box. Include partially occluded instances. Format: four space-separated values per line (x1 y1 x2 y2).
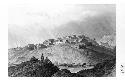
8 34 116 74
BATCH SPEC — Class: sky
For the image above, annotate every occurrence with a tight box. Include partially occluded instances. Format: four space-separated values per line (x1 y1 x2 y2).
8 4 116 48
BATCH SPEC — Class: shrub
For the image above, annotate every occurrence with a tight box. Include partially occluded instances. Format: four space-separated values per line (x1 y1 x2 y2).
52 69 74 77
8 55 59 77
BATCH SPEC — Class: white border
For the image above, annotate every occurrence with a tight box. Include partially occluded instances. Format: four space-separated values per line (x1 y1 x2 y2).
1 0 125 82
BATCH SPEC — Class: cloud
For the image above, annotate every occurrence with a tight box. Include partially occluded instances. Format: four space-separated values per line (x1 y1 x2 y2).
52 10 115 40
8 4 115 48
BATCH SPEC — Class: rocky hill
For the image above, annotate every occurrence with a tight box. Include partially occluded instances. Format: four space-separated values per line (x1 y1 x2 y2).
8 34 116 76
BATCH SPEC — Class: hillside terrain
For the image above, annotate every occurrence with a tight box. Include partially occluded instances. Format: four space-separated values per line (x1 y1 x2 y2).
8 34 116 76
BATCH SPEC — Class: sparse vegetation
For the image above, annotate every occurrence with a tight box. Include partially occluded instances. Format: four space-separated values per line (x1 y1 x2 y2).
8 55 59 77
52 69 75 77
75 58 116 77
8 34 116 77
